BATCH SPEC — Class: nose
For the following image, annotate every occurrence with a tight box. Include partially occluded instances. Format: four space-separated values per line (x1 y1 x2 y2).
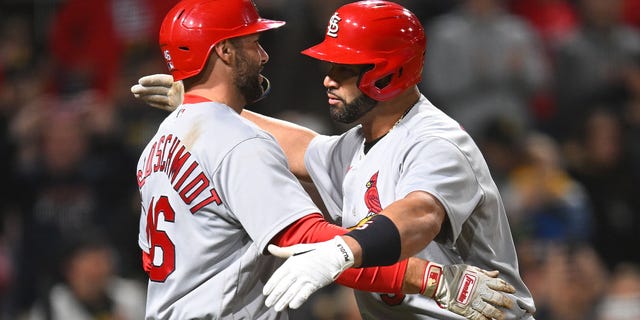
323 75 338 89
258 44 269 64
324 64 345 88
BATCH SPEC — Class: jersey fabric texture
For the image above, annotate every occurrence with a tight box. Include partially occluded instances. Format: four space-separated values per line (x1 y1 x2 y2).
305 95 536 320
137 101 318 319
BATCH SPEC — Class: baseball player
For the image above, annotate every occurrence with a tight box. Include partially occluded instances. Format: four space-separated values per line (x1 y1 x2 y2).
260 2 537 318
261 2 537 318
134 1 528 319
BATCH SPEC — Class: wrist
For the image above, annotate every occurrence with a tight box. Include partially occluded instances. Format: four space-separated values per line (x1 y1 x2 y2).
401 257 428 293
331 236 355 271
340 235 362 267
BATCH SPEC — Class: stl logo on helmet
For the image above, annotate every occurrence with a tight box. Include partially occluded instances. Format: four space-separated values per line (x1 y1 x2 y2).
326 12 341 38
163 50 175 71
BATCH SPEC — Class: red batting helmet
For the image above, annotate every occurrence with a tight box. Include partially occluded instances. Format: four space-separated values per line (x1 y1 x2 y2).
159 0 285 81
302 1 426 101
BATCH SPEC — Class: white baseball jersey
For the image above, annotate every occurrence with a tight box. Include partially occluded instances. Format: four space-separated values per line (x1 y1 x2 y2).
305 95 536 319
136 100 319 319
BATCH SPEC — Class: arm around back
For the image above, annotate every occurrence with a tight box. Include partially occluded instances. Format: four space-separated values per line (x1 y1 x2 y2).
241 110 317 182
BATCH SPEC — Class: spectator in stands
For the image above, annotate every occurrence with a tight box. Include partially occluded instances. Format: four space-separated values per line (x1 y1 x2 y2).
550 0 640 140
48 0 178 98
509 0 578 46
8 92 137 318
421 0 549 137
503 132 593 243
566 108 640 269
26 232 145 320
596 263 640 320
517 242 607 320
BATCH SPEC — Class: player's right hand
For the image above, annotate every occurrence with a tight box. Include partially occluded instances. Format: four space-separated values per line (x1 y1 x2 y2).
263 236 354 312
131 74 183 112
421 262 516 320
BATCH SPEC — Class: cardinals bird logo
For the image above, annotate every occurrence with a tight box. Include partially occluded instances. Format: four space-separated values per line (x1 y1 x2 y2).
349 172 382 230
365 171 382 214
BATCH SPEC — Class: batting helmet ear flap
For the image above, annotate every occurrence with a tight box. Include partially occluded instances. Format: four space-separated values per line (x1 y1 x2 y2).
356 64 374 93
356 64 393 95
358 45 423 100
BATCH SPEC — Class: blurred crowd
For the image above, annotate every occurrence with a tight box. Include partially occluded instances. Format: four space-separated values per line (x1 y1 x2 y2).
0 0 639 319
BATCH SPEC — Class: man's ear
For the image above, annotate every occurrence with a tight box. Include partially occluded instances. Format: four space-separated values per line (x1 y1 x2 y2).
214 40 233 65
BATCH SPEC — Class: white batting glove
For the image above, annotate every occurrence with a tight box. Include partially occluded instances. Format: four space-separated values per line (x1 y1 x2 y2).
263 236 354 312
422 262 516 320
131 74 184 111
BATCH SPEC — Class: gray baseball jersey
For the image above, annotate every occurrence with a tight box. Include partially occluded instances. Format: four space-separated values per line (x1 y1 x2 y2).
305 95 536 319
136 100 318 319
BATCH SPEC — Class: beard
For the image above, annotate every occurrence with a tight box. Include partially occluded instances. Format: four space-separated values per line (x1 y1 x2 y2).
329 92 378 124
233 51 264 103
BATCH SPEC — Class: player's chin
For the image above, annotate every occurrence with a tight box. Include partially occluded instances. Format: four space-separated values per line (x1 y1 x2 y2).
328 105 346 122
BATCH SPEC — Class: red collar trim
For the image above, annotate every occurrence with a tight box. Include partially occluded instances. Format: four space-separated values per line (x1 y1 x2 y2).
183 94 212 104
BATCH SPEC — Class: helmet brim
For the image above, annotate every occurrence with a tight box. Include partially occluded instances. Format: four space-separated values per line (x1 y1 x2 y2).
234 18 285 38
301 41 376 65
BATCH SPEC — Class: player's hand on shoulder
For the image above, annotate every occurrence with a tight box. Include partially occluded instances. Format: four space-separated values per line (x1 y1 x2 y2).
421 262 516 320
263 236 355 312
131 74 183 112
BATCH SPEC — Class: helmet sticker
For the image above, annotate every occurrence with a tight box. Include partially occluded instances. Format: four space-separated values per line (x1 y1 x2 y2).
327 12 342 38
163 50 174 71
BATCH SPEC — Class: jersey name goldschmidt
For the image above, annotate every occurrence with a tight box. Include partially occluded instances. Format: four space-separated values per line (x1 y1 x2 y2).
305 95 536 319
137 101 318 319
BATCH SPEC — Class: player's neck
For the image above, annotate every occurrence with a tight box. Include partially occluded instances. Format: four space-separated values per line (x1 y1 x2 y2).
360 87 419 142
186 87 246 114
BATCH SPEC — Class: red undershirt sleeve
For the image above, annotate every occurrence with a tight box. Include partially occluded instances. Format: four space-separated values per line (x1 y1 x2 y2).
272 213 406 294
142 250 152 274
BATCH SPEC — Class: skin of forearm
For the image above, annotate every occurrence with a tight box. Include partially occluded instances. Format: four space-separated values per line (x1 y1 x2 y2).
382 191 445 261
343 191 444 273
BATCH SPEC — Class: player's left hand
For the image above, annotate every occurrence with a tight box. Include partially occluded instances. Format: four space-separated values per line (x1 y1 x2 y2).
131 74 183 111
263 236 354 311
422 262 516 320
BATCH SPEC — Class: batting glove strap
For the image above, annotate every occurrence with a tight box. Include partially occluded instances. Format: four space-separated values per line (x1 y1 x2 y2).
263 236 355 312
420 262 443 298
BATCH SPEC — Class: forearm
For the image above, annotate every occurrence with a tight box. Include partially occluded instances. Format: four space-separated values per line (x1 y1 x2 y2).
381 191 445 261
336 260 408 293
337 257 438 295
241 109 317 181
344 191 445 267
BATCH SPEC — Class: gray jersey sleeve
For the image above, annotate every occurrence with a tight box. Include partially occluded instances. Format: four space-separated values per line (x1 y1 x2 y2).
216 136 320 252
138 201 150 253
396 137 484 242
